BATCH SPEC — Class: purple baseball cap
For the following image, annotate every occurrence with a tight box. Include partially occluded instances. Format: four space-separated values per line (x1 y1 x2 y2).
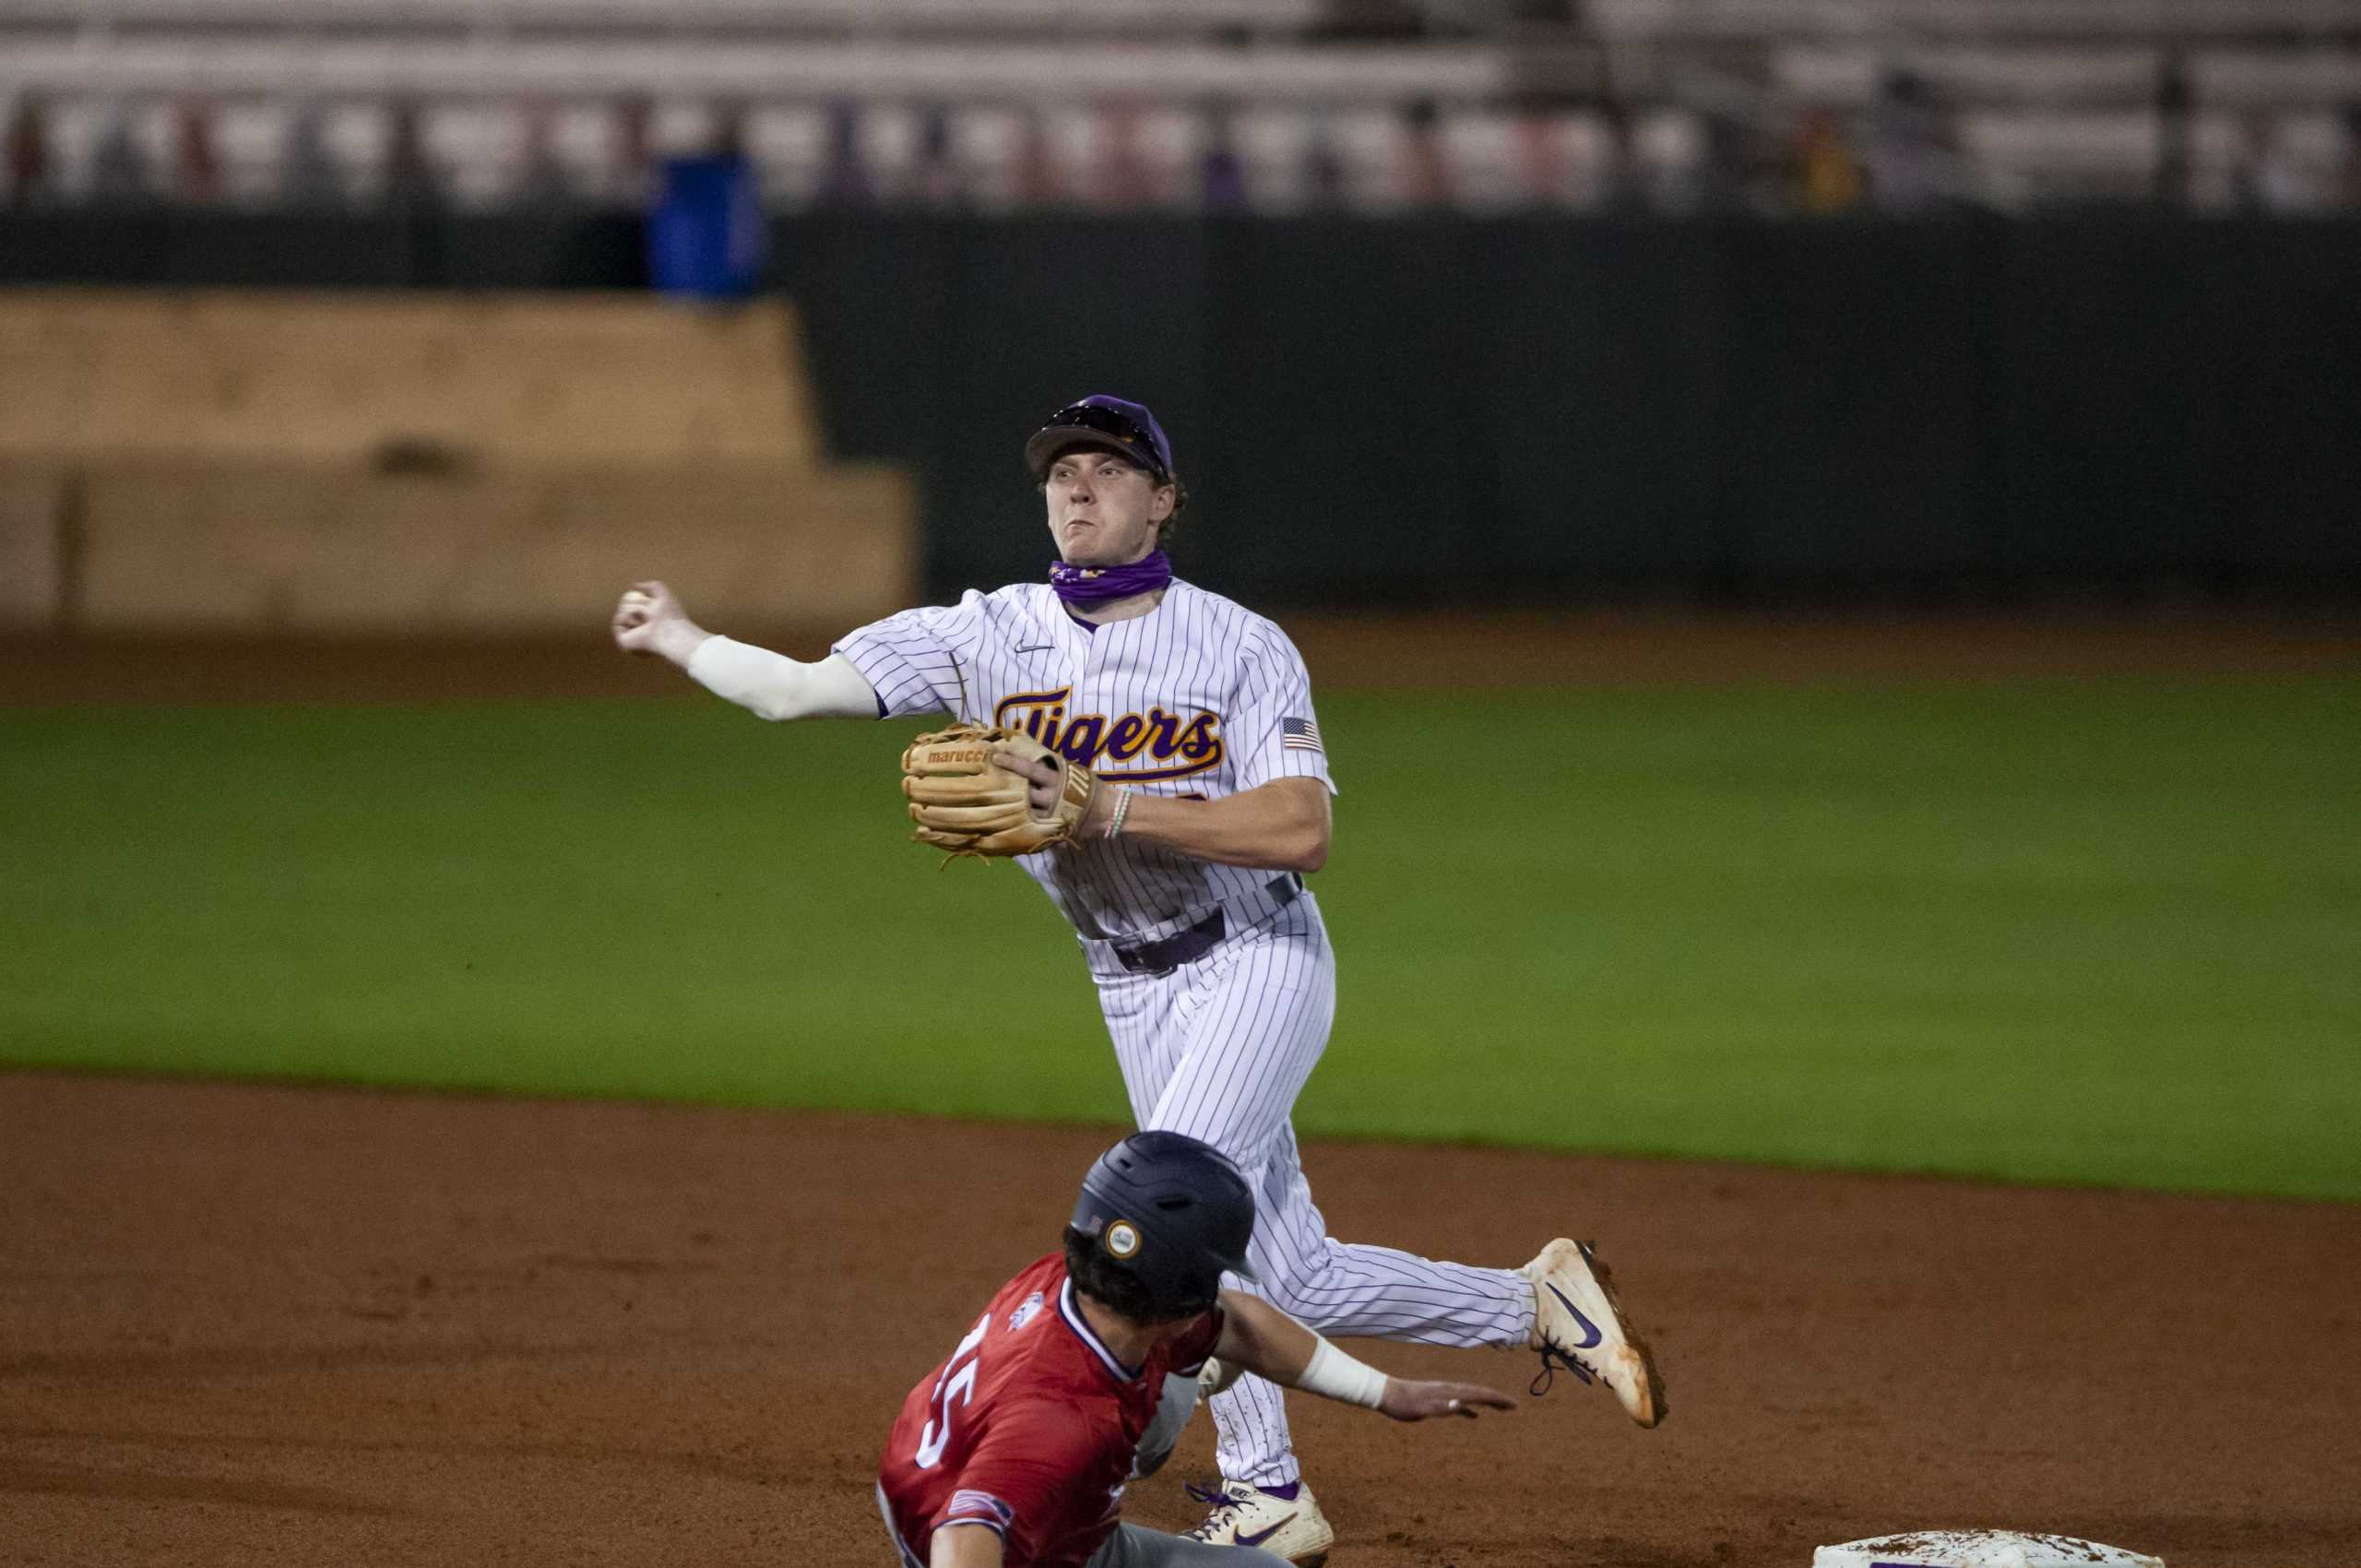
1024 395 1176 485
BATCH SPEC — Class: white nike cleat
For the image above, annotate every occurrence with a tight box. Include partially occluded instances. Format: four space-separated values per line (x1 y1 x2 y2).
1183 1478 1335 1565
1519 1237 1667 1428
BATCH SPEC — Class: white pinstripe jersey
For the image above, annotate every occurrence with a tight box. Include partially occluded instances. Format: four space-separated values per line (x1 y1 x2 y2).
835 579 1335 943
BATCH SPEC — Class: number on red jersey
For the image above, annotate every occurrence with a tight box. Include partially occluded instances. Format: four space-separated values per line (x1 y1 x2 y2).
913 1313 991 1470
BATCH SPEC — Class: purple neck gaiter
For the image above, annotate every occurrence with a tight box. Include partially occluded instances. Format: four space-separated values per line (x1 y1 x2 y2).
1050 550 1172 607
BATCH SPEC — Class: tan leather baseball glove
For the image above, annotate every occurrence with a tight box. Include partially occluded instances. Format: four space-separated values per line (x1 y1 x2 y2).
901 722 1098 857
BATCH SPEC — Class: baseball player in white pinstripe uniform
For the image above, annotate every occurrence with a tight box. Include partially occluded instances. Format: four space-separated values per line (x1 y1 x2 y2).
614 396 1665 1564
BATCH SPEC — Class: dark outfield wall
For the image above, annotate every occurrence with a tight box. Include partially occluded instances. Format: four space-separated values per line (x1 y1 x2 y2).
7 211 2357 607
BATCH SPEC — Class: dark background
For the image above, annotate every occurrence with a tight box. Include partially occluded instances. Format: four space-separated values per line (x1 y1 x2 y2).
13 210 2356 608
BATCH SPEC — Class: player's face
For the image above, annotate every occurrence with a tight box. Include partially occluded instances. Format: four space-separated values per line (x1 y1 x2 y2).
1043 447 1175 566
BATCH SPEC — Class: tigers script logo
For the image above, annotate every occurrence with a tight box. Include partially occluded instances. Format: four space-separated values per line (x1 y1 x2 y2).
993 686 1225 783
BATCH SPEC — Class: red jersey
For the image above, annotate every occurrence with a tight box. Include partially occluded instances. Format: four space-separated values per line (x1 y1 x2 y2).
877 1253 1221 1568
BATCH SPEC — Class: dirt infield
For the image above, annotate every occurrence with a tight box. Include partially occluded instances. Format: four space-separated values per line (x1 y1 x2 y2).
4 1074 2356 1568
4 612 2358 707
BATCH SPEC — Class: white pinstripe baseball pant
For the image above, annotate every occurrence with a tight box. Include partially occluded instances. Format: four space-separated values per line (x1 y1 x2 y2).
1091 890 1536 1489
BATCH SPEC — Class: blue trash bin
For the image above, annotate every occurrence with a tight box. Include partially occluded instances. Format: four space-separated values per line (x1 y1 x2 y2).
647 153 766 299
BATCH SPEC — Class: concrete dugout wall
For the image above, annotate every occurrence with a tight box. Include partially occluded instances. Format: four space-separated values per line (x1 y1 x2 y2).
0 289 914 633
71 463 908 634
0 467 67 628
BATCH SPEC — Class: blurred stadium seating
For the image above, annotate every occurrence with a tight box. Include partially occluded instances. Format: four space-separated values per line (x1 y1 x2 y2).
0 291 914 632
3 0 2356 214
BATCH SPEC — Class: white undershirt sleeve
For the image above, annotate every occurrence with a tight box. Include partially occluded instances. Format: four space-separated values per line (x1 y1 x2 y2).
685 637 881 721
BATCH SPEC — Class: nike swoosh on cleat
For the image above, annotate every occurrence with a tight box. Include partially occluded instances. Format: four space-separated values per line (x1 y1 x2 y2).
1546 1283 1604 1349
1236 1515 1299 1548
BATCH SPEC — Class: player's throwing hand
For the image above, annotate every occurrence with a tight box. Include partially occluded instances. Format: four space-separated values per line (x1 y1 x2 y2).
611 579 706 663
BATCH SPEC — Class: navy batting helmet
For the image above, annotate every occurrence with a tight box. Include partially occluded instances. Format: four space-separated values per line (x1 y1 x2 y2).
1070 1131 1257 1316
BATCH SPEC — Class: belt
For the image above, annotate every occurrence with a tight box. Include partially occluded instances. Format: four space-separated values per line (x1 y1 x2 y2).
1111 874 1301 976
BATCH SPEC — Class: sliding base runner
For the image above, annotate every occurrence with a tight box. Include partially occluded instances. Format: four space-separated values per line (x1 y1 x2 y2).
876 1132 1518 1568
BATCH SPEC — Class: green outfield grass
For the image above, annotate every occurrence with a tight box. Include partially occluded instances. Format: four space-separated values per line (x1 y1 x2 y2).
5 677 2356 1201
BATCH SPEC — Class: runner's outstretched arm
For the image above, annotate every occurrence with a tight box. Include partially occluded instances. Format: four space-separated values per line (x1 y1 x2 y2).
1214 1290 1516 1423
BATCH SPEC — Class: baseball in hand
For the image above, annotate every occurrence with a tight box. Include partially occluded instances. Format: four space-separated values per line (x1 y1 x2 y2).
612 583 670 654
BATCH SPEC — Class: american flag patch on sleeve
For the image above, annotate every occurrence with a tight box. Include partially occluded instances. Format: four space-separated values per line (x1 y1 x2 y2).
1282 718 1323 754
945 1491 1015 1533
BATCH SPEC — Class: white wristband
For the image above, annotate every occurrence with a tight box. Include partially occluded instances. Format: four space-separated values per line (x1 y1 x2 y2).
1297 1337 1388 1410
